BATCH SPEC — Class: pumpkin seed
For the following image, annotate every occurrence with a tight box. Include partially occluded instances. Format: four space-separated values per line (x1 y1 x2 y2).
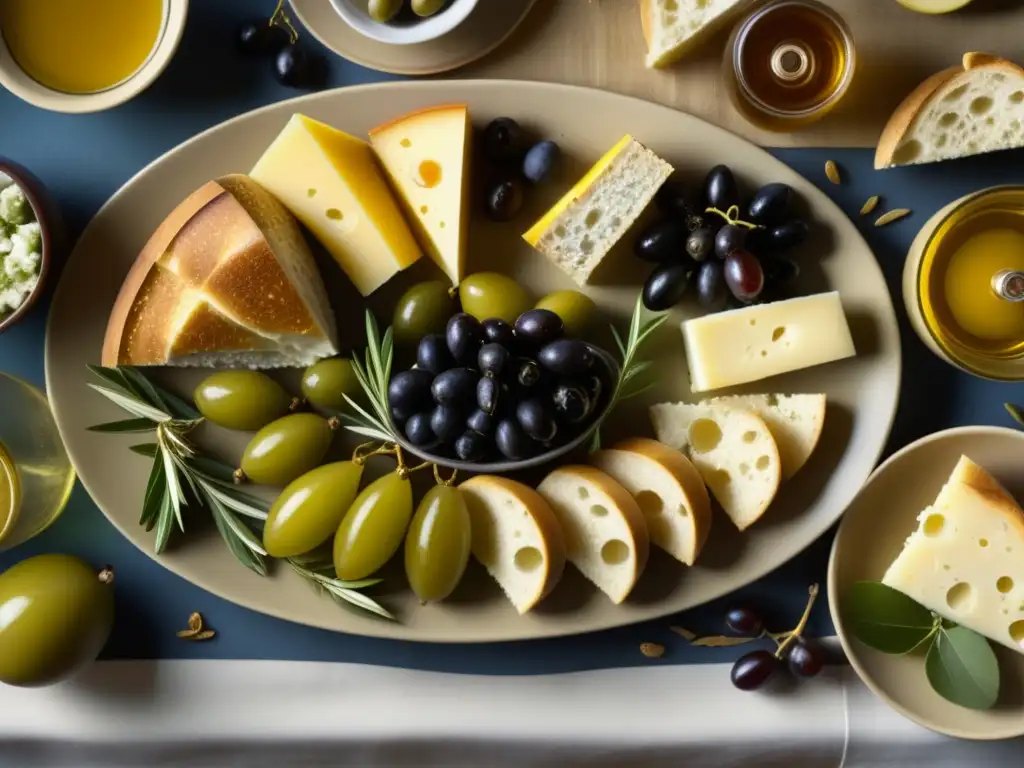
825 160 841 185
875 208 912 227
640 642 665 659
859 195 879 216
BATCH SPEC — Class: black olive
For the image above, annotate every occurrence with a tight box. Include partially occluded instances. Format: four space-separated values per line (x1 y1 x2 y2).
485 178 525 222
236 19 290 55
642 263 690 311
467 408 495 436
416 333 454 375
746 183 793 227
769 219 810 251
430 404 464 443
446 313 483 364
703 165 739 210
481 318 516 347
482 118 528 166
514 309 564 347
686 226 715 262
537 339 595 377
724 250 765 303
478 343 511 378
696 260 729 311
516 398 558 443
388 369 434 414
516 359 543 389
274 45 324 89
431 368 479 405
477 376 503 415
454 431 489 462
552 384 590 425
522 140 560 184
495 418 537 461
634 218 691 264
404 412 439 448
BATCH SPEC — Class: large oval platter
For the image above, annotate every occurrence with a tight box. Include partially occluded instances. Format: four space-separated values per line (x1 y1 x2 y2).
45 81 900 642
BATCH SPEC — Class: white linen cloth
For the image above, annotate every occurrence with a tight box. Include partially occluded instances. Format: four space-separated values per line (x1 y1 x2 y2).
0 659 1020 767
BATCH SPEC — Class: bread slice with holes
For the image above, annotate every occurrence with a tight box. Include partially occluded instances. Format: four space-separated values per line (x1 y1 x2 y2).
459 475 566 614
876 52 1024 169
591 438 711 566
703 394 826 480
537 466 649 604
649 403 782 530
640 0 758 69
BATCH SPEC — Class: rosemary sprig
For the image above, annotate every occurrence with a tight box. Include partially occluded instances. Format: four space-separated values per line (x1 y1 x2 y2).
287 553 395 621
339 310 398 444
589 294 668 451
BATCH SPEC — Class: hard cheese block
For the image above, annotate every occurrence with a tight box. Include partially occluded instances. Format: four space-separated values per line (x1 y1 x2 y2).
883 456 1024 654
369 105 471 287
682 291 855 392
250 114 422 297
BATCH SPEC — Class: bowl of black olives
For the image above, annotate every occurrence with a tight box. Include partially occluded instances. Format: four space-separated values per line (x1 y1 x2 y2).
387 308 620 473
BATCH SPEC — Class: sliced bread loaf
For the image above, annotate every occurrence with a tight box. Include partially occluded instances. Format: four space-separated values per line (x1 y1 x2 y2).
640 0 756 69
649 403 782 530
876 52 1024 169
459 475 566 614
538 466 649 604
591 438 711 566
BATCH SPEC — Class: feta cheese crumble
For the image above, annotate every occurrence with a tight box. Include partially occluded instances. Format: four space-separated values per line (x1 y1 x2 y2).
0 181 42 317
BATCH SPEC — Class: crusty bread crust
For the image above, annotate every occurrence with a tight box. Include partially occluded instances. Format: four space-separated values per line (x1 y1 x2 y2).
875 52 1024 169
954 456 1024 539
639 0 653 50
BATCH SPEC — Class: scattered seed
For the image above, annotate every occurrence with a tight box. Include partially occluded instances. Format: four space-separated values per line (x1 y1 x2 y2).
859 195 879 216
640 642 665 659
874 208 912 227
177 611 212 640
691 634 759 648
825 160 841 185
187 612 203 632
190 630 217 641
670 626 696 641
176 629 201 639
1006 402 1024 427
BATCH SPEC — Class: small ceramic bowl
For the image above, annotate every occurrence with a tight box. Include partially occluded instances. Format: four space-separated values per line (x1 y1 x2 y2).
393 344 620 473
0 0 188 114
330 0 479 45
829 426 1024 740
0 159 61 335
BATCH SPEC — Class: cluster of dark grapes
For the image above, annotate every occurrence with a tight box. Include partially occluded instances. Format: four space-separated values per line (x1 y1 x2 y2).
479 117 561 222
726 607 825 691
236 11 327 89
388 309 610 463
636 166 811 313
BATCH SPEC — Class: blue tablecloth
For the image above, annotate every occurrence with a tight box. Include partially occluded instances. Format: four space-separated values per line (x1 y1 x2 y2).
1 0 1021 675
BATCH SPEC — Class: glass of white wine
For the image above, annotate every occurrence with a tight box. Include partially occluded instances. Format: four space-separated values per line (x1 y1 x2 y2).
0 372 75 550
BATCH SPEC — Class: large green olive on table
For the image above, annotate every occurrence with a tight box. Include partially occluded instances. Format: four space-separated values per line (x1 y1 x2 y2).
459 272 532 324
333 472 413 581
301 358 361 412
0 554 114 687
535 290 597 338
405 485 471 603
194 371 292 431
393 281 457 345
263 461 364 558
239 413 334 486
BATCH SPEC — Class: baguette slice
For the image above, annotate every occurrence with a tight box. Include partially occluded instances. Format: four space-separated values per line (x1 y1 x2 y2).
876 52 1024 169
640 0 756 69
650 403 782 530
102 174 337 368
459 475 566 614
538 466 650 604
703 394 826 480
592 438 711 566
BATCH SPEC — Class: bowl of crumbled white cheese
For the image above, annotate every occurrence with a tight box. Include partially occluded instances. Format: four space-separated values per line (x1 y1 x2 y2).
0 161 54 333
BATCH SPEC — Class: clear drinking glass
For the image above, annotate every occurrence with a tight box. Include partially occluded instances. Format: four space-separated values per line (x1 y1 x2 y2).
0 372 75 550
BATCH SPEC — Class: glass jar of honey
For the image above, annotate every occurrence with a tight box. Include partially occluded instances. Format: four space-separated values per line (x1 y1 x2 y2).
723 0 856 131
904 186 1024 380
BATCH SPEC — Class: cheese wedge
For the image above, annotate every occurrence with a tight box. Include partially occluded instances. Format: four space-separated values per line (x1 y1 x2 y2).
538 466 649 604
523 135 673 286
697 394 825 480
591 438 711 566
649 403 782 530
369 105 471 286
459 475 566 614
640 0 756 69
682 292 856 393
250 114 422 296
883 456 1024 655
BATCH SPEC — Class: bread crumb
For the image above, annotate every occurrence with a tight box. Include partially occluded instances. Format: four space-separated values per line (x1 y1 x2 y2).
640 642 665 659
825 160 841 185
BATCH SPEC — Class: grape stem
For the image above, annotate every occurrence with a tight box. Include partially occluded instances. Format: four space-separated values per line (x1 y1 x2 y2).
269 0 300 44
705 204 763 231
773 583 819 660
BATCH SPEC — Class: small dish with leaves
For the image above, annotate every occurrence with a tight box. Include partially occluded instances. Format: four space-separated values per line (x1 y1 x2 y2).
829 425 1024 740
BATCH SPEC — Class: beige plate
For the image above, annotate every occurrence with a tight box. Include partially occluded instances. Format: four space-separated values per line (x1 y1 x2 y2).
290 0 540 76
829 426 1024 740
45 81 900 642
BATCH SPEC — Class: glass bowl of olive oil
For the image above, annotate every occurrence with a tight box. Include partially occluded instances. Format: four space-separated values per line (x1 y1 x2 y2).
0 373 75 550
904 186 1024 380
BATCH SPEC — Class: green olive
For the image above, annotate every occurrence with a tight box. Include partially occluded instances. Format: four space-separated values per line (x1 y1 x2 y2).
393 281 457 345
368 0 403 22
334 472 413 581
535 290 596 338
411 0 447 16
301 358 361 412
264 461 364 558
240 413 334 486
459 272 532 324
405 485 471 603
194 371 292 431
0 555 114 687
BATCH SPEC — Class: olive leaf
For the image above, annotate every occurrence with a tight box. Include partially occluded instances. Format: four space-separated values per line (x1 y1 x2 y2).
846 581 937 654
1005 403 1024 429
287 556 394 621
88 418 158 433
926 625 1000 710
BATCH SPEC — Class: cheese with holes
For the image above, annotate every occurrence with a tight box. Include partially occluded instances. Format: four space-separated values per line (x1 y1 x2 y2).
369 105 471 286
250 114 422 296
883 456 1024 655
682 291 855 393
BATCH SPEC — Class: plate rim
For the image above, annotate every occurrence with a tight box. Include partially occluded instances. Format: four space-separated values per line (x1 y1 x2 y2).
827 424 1024 741
45 79 902 642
